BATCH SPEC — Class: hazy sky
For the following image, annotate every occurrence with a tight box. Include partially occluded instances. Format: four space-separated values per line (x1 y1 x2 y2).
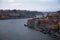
0 0 60 12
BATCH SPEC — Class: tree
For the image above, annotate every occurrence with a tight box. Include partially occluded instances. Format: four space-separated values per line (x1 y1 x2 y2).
57 10 60 13
13 9 17 13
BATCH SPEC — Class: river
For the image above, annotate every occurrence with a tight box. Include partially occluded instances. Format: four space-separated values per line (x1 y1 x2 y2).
0 19 60 40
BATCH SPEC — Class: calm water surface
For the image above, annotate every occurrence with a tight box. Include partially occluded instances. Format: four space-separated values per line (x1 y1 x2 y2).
0 19 60 40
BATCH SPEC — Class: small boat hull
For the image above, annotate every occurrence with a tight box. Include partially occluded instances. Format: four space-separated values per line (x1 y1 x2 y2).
24 24 28 27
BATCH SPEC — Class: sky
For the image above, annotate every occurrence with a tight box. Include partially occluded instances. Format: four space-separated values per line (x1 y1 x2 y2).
0 0 60 12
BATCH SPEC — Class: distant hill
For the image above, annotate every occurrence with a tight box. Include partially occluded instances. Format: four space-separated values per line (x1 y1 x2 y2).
0 9 43 18
0 9 60 19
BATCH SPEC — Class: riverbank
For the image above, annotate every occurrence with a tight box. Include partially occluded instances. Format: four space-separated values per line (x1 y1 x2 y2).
0 19 60 40
0 17 31 20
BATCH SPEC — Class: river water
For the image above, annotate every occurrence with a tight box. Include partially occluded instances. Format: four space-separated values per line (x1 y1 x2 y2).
0 19 60 40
